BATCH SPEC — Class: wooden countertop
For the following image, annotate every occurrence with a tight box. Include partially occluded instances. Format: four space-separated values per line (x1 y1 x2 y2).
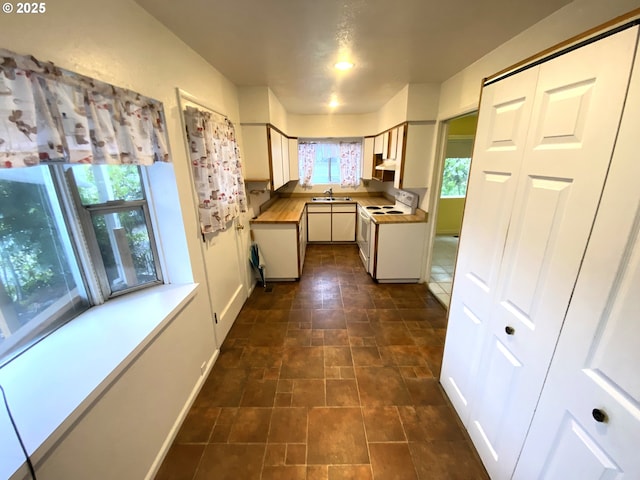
250 196 428 224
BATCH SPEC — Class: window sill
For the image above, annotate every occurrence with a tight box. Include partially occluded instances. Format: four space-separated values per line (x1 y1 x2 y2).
0 283 199 480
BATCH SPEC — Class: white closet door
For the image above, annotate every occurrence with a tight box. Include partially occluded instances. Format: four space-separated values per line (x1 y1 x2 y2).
466 27 638 480
440 67 538 420
513 33 640 480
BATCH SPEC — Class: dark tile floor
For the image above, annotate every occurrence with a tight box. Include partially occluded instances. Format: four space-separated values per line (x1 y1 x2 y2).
156 244 488 480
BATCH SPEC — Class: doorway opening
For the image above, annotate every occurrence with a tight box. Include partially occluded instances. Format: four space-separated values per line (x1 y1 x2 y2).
428 113 478 308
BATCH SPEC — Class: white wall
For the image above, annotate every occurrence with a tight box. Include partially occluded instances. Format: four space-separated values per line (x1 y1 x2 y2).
0 0 247 478
407 83 441 121
377 85 409 131
238 86 271 123
437 0 640 120
268 89 289 131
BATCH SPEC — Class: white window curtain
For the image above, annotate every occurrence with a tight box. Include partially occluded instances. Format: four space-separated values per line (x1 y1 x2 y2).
298 140 361 187
298 141 316 187
0 48 170 169
183 106 247 234
339 141 361 187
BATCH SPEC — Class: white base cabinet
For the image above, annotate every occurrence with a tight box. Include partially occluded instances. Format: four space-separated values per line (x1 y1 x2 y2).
250 223 299 280
307 204 332 242
440 25 640 480
373 222 426 282
307 203 356 243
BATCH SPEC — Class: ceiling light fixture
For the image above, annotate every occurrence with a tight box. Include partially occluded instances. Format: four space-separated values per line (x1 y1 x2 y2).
334 61 354 71
329 98 340 108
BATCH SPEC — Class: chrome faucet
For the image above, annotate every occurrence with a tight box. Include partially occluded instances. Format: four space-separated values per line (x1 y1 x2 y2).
323 188 333 199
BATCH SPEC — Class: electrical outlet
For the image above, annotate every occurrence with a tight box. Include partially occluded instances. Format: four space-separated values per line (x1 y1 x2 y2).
200 361 207 376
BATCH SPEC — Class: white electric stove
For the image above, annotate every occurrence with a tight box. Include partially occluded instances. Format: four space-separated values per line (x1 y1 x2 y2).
357 190 419 273
362 190 419 219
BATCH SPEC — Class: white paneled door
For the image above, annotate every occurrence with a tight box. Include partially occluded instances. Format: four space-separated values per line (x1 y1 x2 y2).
441 26 639 480
440 66 538 419
513 34 640 480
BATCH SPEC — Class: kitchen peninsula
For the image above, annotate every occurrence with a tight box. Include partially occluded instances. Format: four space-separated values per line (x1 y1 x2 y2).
250 195 428 282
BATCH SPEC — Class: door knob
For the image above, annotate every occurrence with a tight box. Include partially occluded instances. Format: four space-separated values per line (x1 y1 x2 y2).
505 326 515 335
592 408 607 423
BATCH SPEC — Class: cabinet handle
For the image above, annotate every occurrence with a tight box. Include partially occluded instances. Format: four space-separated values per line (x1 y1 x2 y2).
236 223 245 230
592 408 608 423
505 326 515 335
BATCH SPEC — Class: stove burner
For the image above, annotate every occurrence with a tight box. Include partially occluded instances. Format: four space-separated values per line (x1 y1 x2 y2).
385 210 404 214
381 205 395 209
366 206 381 210
372 211 386 215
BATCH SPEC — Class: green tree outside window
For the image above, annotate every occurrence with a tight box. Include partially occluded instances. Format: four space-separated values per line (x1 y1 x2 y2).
440 157 471 197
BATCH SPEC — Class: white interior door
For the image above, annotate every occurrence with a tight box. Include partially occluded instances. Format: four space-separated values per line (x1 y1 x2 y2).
204 217 249 344
181 97 249 346
440 67 538 420
514 33 640 480
465 27 638 480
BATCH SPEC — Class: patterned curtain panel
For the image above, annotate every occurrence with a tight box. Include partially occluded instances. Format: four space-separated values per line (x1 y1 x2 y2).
298 142 316 187
183 106 247 234
0 49 170 168
339 141 361 187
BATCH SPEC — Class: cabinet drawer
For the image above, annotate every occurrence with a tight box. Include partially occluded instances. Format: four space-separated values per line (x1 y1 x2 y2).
307 204 332 213
332 203 356 213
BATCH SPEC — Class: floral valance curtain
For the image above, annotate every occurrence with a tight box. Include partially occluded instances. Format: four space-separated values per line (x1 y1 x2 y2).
183 106 247 234
0 49 170 168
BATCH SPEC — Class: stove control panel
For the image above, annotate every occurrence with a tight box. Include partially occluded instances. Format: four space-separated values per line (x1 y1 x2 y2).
395 190 419 214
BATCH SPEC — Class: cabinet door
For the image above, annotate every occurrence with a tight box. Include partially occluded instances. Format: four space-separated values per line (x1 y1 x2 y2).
393 125 405 189
298 207 307 274
514 31 640 480
373 133 384 155
307 205 332 242
456 28 638 480
281 133 290 185
382 130 390 159
362 137 374 180
389 127 398 159
288 138 299 181
332 212 355 242
269 128 284 190
400 122 434 189
240 124 270 180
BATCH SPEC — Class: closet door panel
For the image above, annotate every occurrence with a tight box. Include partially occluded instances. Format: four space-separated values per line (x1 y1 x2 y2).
467 27 638 480
514 28 640 479
441 67 538 420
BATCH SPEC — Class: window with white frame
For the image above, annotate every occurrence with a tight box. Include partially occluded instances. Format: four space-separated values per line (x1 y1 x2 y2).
0 164 162 365
0 47 172 366
298 139 362 187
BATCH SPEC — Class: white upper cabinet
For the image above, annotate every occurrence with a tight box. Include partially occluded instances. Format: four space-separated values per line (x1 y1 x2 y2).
361 137 374 180
398 122 434 189
441 25 639 480
388 127 398 159
288 137 299 182
269 127 285 190
373 133 384 155
240 124 270 180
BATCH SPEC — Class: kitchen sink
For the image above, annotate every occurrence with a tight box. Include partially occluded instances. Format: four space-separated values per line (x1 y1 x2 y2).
311 196 352 202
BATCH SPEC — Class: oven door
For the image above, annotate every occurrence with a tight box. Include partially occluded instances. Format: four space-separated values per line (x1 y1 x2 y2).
357 206 370 272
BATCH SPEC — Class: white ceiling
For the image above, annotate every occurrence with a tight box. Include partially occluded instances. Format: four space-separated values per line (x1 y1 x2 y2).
135 0 572 114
